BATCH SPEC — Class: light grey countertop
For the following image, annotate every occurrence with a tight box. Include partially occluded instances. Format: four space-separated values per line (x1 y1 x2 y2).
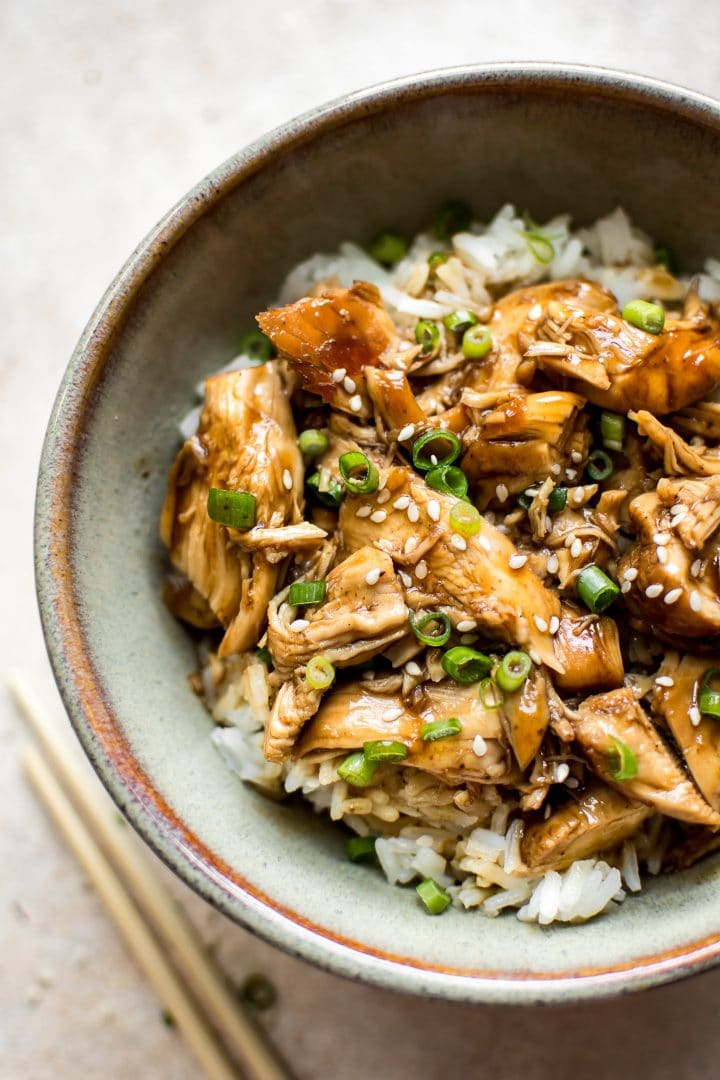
3 2 720 1076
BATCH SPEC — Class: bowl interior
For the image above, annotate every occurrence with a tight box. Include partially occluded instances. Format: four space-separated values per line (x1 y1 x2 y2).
38 67 720 1003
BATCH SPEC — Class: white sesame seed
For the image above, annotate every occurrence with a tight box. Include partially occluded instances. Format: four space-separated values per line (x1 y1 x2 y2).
430 454 438 466
450 534 467 553
378 539 394 551
376 489 391 505
427 499 441 522
331 367 346 383
655 676 674 687
355 505 372 518
343 375 356 393
378 474 387 491
555 763 570 783
544 804 552 819
404 536 418 554
365 568 381 586
571 451 583 464
690 706 701 727
456 619 477 632
382 706 403 722
550 463 562 476
623 567 638 581
670 509 687 526
566 776 580 790
397 423 415 442
549 615 560 635
509 554 527 569
405 661 422 677
565 533 577 548
290 619 309 631
572 488 585 506
479 536 492 553
496 483 509 503
407 503 420 523
546 553 559 574
528 303 543 321
415 560 428 580
645 583 663 599
670 503 685 516
534 615 548 633
348 394 362 412
398 571 412 588
370 510 387 523
657 546 668 565
472 734 488 757
621 581 632 594
690 589 702 612
653 532 670 546
566 468 577 481
529 648 541 664
393 495 411 510
664 588 682 605
460 633 479 644
282 468 293 490
570 538 582 558
691 559 703 578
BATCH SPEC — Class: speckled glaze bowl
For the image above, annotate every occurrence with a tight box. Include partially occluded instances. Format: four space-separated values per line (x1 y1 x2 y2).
36 64 720 1004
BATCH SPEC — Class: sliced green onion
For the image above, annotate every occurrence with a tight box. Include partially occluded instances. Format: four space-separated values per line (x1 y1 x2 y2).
427 250 448 269
411 429 462 471
338 451 379 494
699 668 720 718
306 471 345 508
462 324 493 359
421 717 462 742
238 329 274 361
298 428 329 458
426 464 468 499
416 877 451 915
337 750 378 787
363 740 409 763
496 651 532 693
433 199 472 242
368 230 407 266
415 320 440 355
255 646 273 669
479 678 504 709
654 246 676 273
207 488 256 530
608 735 638 781
600 412 625 453
441 646 493 684
622 299 665 335
409 611 452 648
240 974 277 1011
524 231 555 264
305 655 335 690
345 836 377 862
444 309 478 334
449 501 481 537
547 486 568 513
576 564 620 614
288 580 326 606
586 449 614 482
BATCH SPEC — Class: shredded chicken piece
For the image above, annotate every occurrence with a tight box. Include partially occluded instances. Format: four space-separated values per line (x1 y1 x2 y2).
631 409 720 475
652 653 720 811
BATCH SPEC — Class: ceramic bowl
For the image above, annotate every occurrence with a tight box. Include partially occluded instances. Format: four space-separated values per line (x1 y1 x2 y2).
36 64 720 1004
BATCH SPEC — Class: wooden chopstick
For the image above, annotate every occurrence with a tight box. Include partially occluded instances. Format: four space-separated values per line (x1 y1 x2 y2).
10 674 291 1080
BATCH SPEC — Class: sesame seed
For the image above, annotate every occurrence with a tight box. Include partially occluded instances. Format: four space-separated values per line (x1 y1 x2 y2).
509 554 527 569
398 571 412 588
393 495 411 510
479 536 492 553
405 661 422 677
565 533 577 548
348 394 362 412
572 488 585 505
343 375 356 393
690 589 702 612
460 633 479 644
528 303 543 321
670 503 685 516
570 538 582 558
655 676 674 688
397 423 415 442
472 735 488 757
496 483 509 503
529 648 541 664
691 559 703 578
645 583 663 599
290 619 309 631
534 615 548 633
670 509 687 526
355 505 372 518
657 546 668 565
407 503 420 523
331 368 346 383
451 534 467 551
430 454 438 467
621 581 632 594
546 553 559 574
550 463 562 476
282 468 293 490
566 777 580 789
623 567 638 581
378 474 387 490
571 451 583 464
690 706 701 727
378 539 394 551
653 532 670 546
415 560 428 580
544 804 552 819
365 568 381 586
555 763 570 783
370 510 387 523
376 489 391 505
382 706 403 722
566 468 577 480
456 619 477 632
549 615 560 635
427 499 441 522
404 536 418 554
664 588 682 605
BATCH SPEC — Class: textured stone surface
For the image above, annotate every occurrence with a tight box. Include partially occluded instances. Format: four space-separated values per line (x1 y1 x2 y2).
3 2 720 1076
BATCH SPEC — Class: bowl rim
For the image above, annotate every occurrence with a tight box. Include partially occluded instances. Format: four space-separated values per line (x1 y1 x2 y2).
35 61 720 1005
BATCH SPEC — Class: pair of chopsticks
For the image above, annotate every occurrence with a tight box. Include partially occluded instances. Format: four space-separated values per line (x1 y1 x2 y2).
9 673 292 1080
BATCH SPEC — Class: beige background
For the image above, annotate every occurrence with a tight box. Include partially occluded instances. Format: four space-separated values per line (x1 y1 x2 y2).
4 2 720 1077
